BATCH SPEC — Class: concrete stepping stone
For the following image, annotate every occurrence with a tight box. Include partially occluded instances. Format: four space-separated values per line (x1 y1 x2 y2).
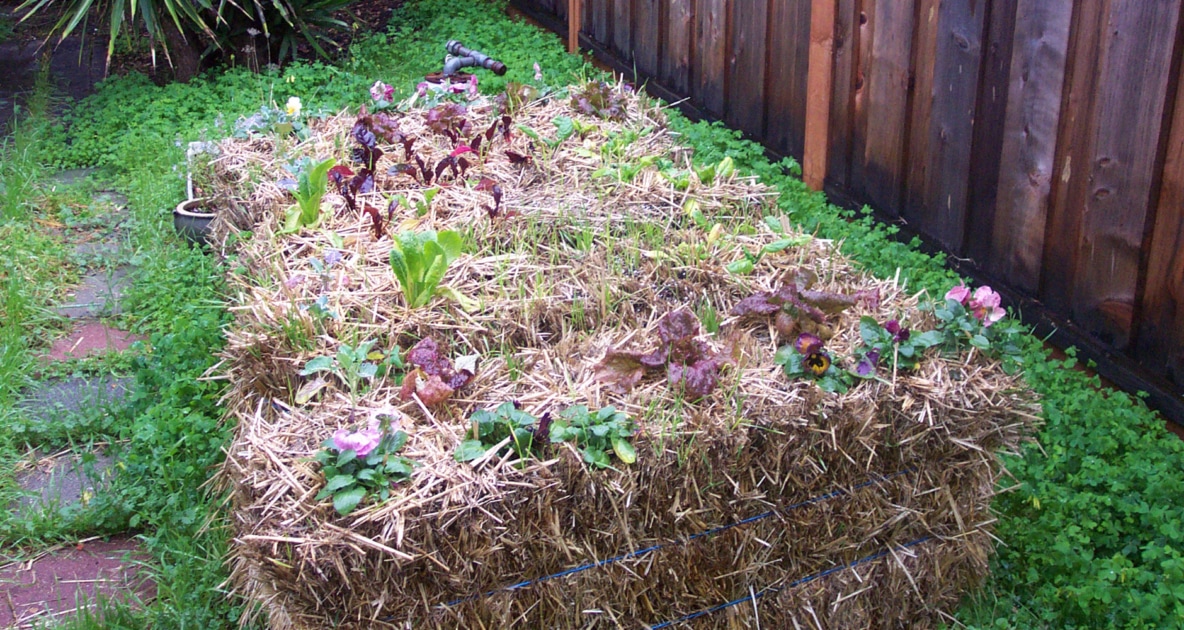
16 375 133 432
46 168 98 189
56 266 131 319
44 322 144 362
13 450 114 511
0 537 154 628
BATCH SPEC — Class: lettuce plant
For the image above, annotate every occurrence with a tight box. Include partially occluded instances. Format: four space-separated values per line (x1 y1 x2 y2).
281 157 336 234
388 229 463 308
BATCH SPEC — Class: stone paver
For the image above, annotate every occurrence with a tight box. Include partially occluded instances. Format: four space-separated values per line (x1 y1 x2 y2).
47 168 98 189
56 266 132 319
45 322 144 362
0 537 154 628
13 450 114 511
16 375 134 429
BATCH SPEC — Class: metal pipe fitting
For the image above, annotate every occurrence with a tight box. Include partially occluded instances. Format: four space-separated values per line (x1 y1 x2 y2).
444 40 507 76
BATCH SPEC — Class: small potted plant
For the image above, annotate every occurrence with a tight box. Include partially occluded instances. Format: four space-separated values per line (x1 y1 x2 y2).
173 142 220 245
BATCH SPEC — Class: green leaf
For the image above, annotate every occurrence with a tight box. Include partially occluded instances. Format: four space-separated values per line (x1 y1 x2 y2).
333 486 367 515
336 449 357 467
323 474 356 493
435 230 464 263
455 440 490 462
358 362 378 380
612 438 636 464
389 430 409 452
726 259 755 275
300 355 335 375
389 243 413 303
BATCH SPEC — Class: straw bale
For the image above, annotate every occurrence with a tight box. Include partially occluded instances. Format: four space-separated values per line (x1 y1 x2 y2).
210 81 1038 628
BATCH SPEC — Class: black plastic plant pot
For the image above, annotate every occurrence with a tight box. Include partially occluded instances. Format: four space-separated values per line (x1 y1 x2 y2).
174 198 216 245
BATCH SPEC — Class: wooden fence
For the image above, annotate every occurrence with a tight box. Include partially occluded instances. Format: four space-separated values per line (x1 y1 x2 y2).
510 0 1184 422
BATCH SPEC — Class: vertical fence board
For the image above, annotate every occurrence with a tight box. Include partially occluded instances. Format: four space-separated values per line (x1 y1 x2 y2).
693 0 728 116
909 0 989 250
612 0 632 61
859 0 913 215
826 0 859 189
1041 2 1105 315
986 0 1072 294
726 0 770 138
1139 69 1184 387
664 0 694 93
591 0 611 43
963 0 1019 263
903 0 940 231
768 0 813 161
633 0 661 77
848 0 878 199
1070 0 1181 349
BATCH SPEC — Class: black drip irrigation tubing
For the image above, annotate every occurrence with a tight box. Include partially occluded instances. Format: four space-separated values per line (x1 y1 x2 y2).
646 535 934 629
429 468 916 612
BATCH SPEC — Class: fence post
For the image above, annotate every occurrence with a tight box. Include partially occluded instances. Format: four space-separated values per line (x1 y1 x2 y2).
569 0 581 53
804 0 838 191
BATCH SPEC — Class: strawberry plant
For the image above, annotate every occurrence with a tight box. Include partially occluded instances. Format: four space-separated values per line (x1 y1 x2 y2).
549 405 636 469
454 401 540 463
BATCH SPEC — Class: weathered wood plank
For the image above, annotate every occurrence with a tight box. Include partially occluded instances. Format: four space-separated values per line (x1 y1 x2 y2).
768 0 813 162
847 0 877 195
859 0 913 215
902 0 940 232
664 0 694 94
612 0 632 63
985 0 1072 293
1070 0 1180 350
568 0 579 52
591 0 610 45
693 0 727 117
725 0 769 138
1041 1 1105 315
826 0 859 189
633 0 661 78
1138 62 1184 387
963 0 1019 264
803 0 834 187
908 0 990 250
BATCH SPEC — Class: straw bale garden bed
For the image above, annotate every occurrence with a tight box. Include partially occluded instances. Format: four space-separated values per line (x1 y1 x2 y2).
208 80 1037 628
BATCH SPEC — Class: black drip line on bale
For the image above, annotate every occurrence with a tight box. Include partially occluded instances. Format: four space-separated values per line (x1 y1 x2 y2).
648 535 934 629
416 468 918 619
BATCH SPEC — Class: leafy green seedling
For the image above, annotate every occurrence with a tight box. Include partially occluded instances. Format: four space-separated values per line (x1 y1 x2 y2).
549 405 636 469
388 229 463 308
299 340 379 404
726 215 812 275
455 402 540 463
281 157 336 234
391 187 440 218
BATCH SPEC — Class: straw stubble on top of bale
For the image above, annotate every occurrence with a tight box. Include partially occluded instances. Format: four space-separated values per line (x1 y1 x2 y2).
211 81 1038 629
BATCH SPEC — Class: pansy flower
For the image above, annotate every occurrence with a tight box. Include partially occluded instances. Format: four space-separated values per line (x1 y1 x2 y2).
855 349 880 377
969 286 1005 327
794 333 831 376
884 319 910 342
286 96 302 117
945 283 971 305
332 418 382 457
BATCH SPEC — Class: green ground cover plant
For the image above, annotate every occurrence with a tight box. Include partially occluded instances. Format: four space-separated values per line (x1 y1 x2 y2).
5 0 1180 626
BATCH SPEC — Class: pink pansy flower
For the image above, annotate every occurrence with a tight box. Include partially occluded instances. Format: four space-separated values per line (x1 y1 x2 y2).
945 283 971 305
370 81 394 102
332 419 382 456
533 62 543 82
466 74 479 98
969 286 1006 327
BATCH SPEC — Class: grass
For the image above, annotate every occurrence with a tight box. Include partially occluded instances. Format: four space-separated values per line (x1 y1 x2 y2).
0 0 1179 627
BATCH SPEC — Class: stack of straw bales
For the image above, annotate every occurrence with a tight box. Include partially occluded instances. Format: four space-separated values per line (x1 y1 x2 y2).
211 84 1037 628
